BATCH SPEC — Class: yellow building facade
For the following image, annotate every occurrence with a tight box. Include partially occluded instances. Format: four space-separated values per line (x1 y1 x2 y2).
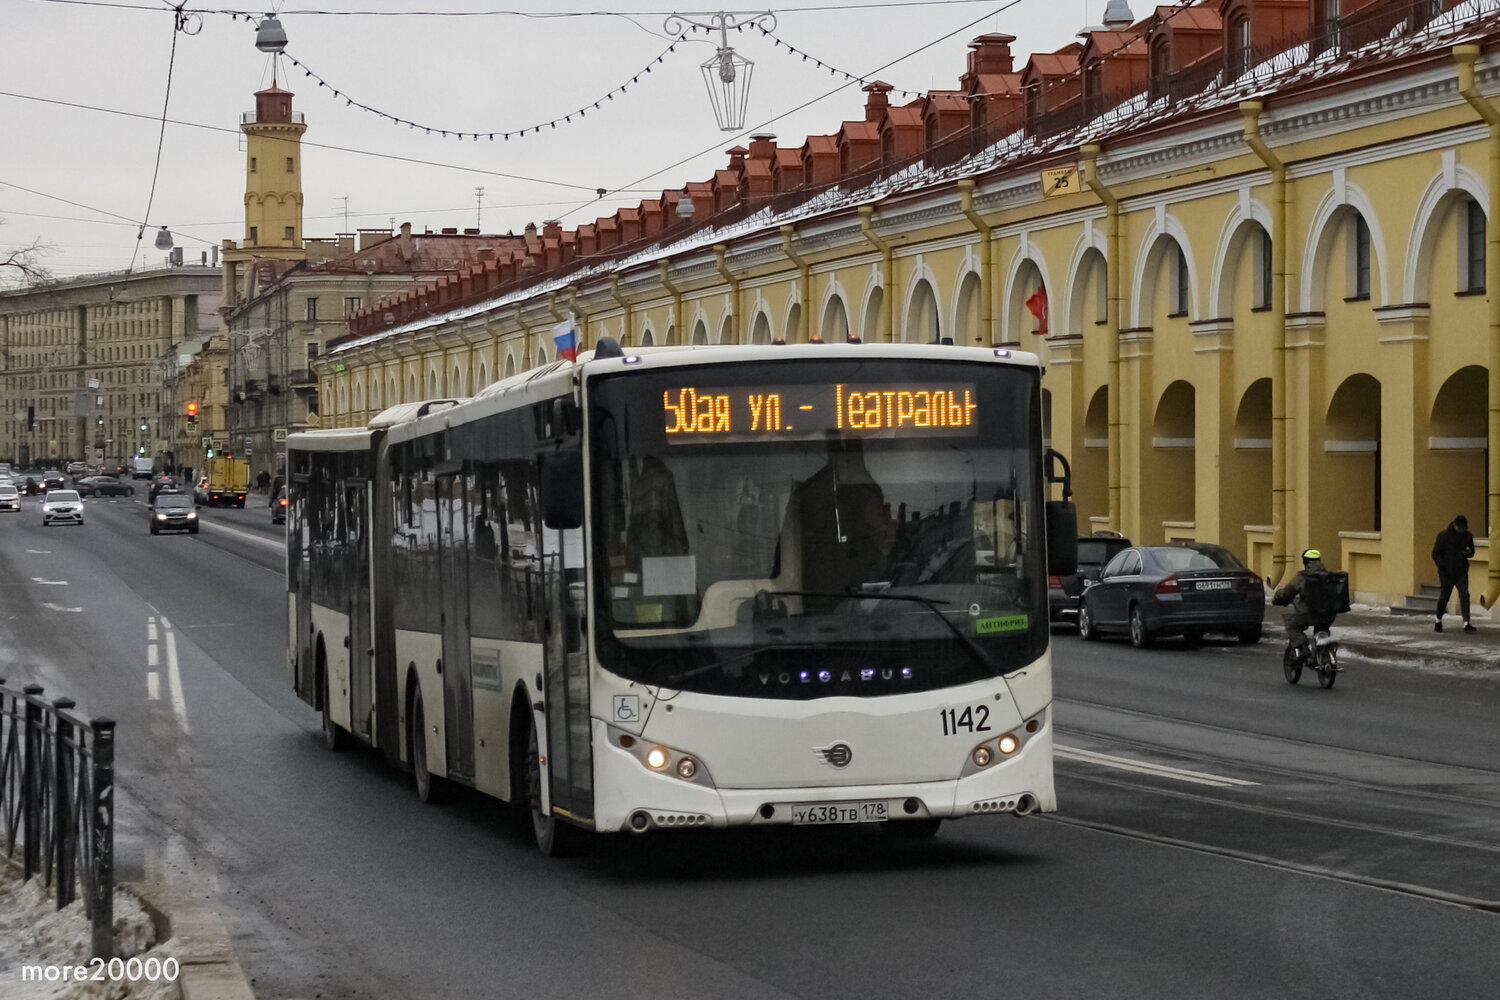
321 2 1500 609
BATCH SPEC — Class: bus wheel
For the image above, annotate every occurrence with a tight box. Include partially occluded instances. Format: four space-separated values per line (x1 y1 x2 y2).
523 716 583 857
319 661 348 752
409 688 443 804
881 818 942 839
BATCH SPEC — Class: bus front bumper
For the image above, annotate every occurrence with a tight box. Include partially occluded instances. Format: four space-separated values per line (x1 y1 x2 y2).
591 726 1056 834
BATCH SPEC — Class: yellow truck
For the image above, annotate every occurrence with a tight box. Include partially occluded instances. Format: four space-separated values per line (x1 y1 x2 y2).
195 456 250 508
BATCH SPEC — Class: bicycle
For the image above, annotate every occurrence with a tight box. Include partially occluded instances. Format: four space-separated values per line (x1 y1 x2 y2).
1283 626 1339 688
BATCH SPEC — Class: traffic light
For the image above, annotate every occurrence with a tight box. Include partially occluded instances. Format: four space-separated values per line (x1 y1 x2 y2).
206 447 214 459
186 401 198 418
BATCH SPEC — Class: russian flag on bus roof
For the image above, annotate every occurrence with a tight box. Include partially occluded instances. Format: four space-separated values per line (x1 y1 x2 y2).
552 316 578 363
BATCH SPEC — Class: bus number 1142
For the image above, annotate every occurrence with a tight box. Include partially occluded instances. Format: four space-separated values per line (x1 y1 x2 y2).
940 705 992 735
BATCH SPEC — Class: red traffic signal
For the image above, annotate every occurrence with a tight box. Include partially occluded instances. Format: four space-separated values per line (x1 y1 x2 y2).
186 401 199 418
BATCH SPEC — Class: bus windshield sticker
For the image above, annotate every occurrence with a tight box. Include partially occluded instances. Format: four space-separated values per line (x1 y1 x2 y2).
976 614 1029 634
642 555 696 595
662 382 978 443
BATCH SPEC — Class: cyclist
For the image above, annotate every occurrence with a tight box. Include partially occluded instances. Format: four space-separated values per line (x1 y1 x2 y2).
1272 548 1330 660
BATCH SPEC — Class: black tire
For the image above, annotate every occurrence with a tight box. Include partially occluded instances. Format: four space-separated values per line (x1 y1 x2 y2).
1283 646 1303 685
522 715 584 857
1128 605 1154 649
150 525 158 535
409 686 443 804
1078 602 1100 641
320 663 349 752
1238 628 1262 645
1317 651 1337 689
881 817 942 839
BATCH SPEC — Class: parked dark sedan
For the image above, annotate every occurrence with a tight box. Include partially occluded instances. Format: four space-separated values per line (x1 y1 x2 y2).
1048 532 1132 626
1078 542 1264 648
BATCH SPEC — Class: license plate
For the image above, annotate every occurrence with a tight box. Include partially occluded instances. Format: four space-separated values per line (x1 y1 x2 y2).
791 800 888 825
1195 580 1232 590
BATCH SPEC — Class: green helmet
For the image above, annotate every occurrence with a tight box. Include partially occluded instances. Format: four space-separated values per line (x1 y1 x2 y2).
1302 548 1321 561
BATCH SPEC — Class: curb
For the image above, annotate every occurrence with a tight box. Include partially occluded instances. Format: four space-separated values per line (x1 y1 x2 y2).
128 881 256 1000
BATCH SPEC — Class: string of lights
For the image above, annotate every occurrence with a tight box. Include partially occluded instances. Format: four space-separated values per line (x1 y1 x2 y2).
262 32 689 141
754 24 924 98
222 20 920 143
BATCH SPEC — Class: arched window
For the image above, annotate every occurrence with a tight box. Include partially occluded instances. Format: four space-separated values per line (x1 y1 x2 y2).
1149 36 1171 102
1227 10 1252 79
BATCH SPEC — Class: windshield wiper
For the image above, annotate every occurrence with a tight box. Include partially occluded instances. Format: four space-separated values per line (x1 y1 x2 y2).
768 588 1004 675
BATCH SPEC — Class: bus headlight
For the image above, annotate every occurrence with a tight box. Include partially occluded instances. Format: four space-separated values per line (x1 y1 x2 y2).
646 747 669 770
998 734 1019 755
676 757 698 779
971 746 993 768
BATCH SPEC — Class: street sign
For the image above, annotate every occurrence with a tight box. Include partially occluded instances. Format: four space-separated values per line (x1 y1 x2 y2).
272 427 288 442
201 436 212 447
243 435 253 452
1041 165 1080 198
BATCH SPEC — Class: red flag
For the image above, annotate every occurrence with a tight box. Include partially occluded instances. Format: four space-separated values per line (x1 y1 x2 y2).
1025 285 1048 336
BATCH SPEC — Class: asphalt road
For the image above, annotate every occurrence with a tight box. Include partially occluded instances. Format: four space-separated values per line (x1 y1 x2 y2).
1 493 1497 999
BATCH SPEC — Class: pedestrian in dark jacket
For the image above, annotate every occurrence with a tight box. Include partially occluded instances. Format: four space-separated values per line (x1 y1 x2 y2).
1432 515 1477 633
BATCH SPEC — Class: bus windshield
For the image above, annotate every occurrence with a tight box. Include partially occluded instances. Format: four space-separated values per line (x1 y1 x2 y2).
588 357 1047 699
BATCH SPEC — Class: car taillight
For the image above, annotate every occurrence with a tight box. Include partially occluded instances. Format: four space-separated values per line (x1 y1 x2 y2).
1154 574 1180 595
1046 575 1061 587
1247 574 1263 592
278 497 287 507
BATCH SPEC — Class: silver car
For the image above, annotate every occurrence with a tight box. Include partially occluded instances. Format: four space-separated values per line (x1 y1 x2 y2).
41 489 84 526
0 481 19 511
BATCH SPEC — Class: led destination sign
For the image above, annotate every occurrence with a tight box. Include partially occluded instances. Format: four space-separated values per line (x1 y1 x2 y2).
662 383 978 442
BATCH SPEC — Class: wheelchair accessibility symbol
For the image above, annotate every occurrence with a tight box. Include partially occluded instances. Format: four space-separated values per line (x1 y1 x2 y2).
613 695 640 722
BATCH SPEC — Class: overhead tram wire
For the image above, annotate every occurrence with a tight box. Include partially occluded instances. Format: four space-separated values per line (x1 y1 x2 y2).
0 90 645 195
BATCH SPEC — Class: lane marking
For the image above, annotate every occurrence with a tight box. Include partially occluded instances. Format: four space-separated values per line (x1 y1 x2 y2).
147 642 159 668
31 577 68 585
147 620 158 643
158 616 190 735
41 602 82 612
147 671 160 700
1055 744 1259 788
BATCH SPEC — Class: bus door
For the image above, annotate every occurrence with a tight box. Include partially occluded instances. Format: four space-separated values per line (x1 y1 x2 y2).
345 481 373 741
436 473 475 783
539 521 594 825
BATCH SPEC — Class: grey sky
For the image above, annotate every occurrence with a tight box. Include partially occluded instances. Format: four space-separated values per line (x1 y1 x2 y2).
3 0 1093 282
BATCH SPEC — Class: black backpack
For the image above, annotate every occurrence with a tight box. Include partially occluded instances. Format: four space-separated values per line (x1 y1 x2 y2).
1301 570 1351 621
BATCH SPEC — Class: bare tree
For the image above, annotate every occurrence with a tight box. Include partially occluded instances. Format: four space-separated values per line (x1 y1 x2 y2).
0 217 55 288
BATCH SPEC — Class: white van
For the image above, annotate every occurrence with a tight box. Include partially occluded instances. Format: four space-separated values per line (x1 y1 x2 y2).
132 456 155 479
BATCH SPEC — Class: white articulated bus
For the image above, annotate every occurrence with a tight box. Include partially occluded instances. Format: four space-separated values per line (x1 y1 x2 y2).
286 339 1077 854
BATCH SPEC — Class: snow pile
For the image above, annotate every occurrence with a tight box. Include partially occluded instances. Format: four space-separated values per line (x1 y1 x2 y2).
0 862 181 1000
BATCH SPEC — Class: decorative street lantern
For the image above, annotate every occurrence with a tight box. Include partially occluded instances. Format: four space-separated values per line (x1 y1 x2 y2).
665 11 777 132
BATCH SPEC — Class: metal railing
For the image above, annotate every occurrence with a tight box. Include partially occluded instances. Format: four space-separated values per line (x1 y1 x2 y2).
0 680 116 959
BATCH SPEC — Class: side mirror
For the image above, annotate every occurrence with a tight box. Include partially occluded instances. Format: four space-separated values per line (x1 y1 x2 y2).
538 444 584 530
1045 500 1078 576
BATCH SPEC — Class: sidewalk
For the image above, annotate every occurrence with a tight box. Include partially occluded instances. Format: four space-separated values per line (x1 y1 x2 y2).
1280 603 1499 673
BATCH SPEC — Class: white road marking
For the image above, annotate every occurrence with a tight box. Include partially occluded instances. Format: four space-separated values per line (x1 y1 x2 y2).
1055 744 1259 788
40 602 82 612
147 642 158 668
147 671 160 700
147 620 158 643
161 618 190 734
25 549 52 554
31 578 68 585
